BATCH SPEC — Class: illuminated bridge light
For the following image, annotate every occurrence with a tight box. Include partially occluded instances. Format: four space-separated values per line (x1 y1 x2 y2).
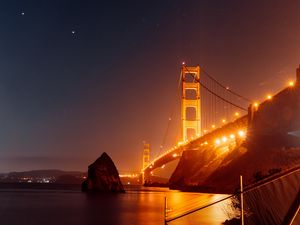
177 141 184 146
211 124 216 129
253 102 259 107
172 153 178 157
234 112 240 117
267 94 272 100
204 141 208 145
222 119 226 123
215 139 221 145
238 130 246 137
222 136 227 143
203 129 207 134
230 134 235 139
289 81 294 87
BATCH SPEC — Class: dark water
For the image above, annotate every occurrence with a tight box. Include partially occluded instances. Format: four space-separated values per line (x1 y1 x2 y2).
0 185 231 225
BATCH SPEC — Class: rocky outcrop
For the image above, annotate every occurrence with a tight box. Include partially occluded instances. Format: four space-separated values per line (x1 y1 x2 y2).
170 74 300 193
81 152 125 193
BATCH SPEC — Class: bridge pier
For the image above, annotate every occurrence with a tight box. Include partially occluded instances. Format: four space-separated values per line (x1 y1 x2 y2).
143 170 151 185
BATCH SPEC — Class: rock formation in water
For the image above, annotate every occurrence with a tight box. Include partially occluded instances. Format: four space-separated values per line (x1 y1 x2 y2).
81 152 125 193
170 68 300 193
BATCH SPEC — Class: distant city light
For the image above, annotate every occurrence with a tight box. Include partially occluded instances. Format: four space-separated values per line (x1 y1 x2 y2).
182 61 186 65
172 153 178 157
215 139 221 145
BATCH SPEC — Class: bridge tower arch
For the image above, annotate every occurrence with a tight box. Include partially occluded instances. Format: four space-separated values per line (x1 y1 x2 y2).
181 65 201 141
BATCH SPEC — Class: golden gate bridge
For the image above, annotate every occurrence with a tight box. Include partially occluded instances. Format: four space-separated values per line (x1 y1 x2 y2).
120 64 300 224
141 63 260 182
121 64 298 183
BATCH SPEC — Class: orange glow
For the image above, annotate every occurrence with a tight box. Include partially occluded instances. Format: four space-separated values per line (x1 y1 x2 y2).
253 102 259 107
222 119 226 123
229 134 235 139
234 112 240 117
222 136 227 142
172 153 178 157
215 139 221 145
211 124 216 129
161 164 165 169
289 81 294 87
177 141 184 146
204 141 208 145
267 94 272 100
203 129 207 133
238 130 245 137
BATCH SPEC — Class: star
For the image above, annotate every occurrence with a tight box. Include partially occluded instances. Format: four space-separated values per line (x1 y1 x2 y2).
21 12 25 16
71 30 76 34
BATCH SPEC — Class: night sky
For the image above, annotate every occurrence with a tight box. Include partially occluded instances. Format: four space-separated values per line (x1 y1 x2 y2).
0 0 300 172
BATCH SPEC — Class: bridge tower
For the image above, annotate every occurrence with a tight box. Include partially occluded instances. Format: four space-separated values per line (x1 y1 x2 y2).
142 143 150 184
142 143 150 169
181 65 201 141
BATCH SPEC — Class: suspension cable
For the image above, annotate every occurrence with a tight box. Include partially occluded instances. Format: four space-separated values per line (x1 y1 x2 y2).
201 68 252 102
200 82 248 111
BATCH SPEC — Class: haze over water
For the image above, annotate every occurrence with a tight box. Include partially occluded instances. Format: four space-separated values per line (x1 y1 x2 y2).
0 186 230 225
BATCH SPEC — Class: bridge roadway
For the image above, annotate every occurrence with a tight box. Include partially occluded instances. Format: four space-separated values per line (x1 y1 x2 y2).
143 115 248 175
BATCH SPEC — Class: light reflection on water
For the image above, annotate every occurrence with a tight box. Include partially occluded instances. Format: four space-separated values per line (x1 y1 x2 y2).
0 186 231 225
165 189 231 225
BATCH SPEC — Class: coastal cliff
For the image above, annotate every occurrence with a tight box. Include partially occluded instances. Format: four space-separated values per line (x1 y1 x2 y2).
170 78 300 193
82 152 125 193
